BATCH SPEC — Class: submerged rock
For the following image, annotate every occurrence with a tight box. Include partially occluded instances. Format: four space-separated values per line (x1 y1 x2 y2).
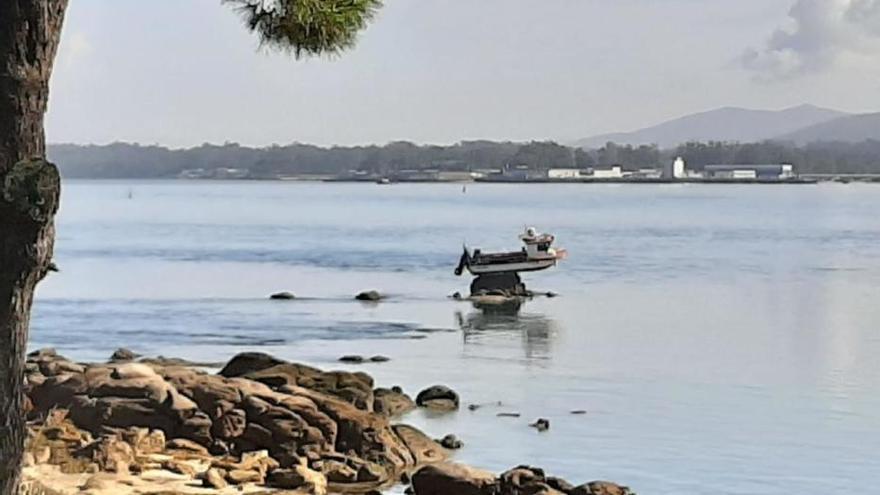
269 291 296 300
109 348 140 362
437 434 463 450
530 418 551 432
470 272 527 297
339 355 366 363
355 290 385 301
415 385 460 411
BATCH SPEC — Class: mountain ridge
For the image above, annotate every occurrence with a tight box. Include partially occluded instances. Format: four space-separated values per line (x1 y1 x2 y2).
574 104 850 149
775 113 880 144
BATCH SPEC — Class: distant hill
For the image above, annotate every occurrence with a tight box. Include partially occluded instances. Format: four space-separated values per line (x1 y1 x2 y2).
775 113 880 144
574 104 848 149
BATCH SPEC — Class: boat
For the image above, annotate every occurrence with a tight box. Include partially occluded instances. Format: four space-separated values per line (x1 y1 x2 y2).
455 227 566 276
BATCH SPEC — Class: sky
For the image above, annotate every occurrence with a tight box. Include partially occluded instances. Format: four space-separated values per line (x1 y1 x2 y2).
46 0 880 148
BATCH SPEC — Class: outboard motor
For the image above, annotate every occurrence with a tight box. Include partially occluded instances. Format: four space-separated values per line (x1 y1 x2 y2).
454 248 471 276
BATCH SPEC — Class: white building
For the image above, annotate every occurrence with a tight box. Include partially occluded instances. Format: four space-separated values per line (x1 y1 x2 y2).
673 157 687 178
547 168 582 179
591 166 623 179
662 157 688 179
704 164 797 180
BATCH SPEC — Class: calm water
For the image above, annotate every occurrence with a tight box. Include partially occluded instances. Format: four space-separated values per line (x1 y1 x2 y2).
31 181 880 494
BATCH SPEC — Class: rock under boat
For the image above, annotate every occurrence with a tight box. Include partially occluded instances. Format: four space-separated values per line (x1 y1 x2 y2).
455 227 566 296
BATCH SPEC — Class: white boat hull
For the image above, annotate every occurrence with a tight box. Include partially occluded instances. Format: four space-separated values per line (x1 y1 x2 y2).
466 258 557 275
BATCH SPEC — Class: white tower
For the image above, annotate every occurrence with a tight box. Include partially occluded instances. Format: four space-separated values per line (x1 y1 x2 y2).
673 157 686 179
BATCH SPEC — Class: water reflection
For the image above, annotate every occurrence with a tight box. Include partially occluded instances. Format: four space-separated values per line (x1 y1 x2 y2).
455 303 558 359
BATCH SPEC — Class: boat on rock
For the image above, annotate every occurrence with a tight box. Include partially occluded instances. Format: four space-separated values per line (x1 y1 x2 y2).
455 227 566 296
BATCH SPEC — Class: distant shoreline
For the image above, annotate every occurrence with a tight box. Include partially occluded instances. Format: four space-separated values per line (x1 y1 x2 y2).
60 176 846 184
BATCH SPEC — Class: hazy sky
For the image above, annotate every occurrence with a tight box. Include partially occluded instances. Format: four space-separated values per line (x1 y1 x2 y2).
46 0 880 148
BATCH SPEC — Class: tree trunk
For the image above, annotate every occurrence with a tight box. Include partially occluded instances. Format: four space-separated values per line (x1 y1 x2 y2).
0 1 67 494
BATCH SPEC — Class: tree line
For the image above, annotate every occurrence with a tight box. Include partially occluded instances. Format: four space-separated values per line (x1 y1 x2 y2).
48 139 880 178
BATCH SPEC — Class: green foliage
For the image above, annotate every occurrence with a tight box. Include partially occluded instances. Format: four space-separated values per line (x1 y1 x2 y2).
224 0 382 56
46 140 880 179
512 141 574 170
596 142 660 167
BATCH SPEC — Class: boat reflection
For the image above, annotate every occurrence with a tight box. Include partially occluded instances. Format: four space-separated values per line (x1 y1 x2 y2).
455 302 558 358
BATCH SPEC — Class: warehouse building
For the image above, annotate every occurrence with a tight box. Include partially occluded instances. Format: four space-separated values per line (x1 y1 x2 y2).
704 164 795 180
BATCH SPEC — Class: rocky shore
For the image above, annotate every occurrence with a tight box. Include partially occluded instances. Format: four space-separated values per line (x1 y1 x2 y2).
21 348 633 494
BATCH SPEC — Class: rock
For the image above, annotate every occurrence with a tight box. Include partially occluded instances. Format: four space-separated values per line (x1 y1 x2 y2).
109 348 140 362
497 412 521 418
370 355 391 363
267 465 328 494
500 465 544 488
80 474 112 491
127 428 165 455
339 355 366 364
393 425 448 466
411 463 498 495
524 484 566 494
415 385 459 411
570 410 587 415
355 290 384 301
202 467 229 489
24 350 461 493
166 438 209 455
227 468 264 484
79 437 135 474
270 291 296 300
498 466 570 495
22 452 35 467
238 450 280 476
41 360 85 376
33 446 51 464
323 459 358 483
357 462 386 482
211 408 247 439
162 459 198 477
138 356 224 367
437 434 463 450
570 481 633 495
28 348 58 360
244 362 375 410
530 419 550 432
373 388 416 417
218 352 287 378
546 477 576 493
470 272 526 297
110 362 158 380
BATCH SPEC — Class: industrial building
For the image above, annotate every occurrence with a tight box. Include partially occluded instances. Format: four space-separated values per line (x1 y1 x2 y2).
547 168 582 179
704 164 795 180
590 166 624 179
